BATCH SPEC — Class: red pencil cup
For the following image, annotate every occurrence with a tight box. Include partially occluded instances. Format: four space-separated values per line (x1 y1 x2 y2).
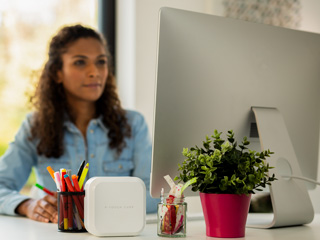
57 191 86 232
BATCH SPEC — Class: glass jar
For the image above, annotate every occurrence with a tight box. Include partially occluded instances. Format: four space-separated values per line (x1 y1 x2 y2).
157 195 187 238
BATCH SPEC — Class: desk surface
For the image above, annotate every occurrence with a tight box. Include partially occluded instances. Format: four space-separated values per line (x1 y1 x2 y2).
2 213 320 240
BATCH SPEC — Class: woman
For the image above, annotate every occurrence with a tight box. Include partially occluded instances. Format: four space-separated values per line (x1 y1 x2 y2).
0 24 158 223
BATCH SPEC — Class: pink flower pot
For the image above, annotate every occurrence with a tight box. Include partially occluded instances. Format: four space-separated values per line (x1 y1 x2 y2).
199 193 251 238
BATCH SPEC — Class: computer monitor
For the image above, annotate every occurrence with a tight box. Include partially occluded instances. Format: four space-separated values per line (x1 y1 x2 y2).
150 7 320 228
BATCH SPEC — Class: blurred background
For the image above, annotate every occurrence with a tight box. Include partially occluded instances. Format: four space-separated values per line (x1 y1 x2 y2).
0 0 98 194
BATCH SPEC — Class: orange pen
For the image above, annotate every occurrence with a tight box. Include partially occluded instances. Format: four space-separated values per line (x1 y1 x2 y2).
72 175 81 192
47 166 55 181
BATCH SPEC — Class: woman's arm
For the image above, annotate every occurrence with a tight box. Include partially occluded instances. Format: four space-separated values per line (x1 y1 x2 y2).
0 116 35 215
0 114 57 222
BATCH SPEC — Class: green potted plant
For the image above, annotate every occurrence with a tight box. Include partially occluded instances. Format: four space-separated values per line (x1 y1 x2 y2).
174 129 277 238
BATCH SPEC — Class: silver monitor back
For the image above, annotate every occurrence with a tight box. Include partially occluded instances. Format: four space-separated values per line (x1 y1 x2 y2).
150 7 320 198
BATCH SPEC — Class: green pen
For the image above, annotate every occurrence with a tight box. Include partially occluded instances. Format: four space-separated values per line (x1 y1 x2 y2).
35 183 54 196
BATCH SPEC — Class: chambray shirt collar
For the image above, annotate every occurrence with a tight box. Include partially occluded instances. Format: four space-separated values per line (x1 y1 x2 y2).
95 117 108 133
63 113 78 133
63 115 108 133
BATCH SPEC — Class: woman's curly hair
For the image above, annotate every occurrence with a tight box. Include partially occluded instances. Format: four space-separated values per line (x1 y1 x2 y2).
29 24 131 158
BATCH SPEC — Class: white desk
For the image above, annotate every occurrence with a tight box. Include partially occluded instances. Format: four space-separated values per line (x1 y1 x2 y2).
2 214 320 240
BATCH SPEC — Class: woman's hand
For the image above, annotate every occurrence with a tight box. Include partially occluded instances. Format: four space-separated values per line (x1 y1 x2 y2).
16 193 58 223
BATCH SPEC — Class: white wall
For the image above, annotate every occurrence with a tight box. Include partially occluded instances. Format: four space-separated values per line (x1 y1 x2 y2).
116 0 216 131
116 0 136 110
300 0 320 34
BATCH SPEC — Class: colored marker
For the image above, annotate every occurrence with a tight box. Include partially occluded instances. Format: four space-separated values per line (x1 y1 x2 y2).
72 175 81 192
72 174 84 209
64 170 73 230
64 174 75 192
34 183 54 196
54 171 63 230
72 204 82 230
60 169 67 192
77 160 86 178
64 174 84 219
78 163 89 190
47 166 55 181
60 169 68 230
66 169 72 178
54 171 62 191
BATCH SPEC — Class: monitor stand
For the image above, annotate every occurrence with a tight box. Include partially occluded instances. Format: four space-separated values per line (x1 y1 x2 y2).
247 107 314 228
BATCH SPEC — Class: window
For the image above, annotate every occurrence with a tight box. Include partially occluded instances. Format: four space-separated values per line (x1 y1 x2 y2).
0 0 98 195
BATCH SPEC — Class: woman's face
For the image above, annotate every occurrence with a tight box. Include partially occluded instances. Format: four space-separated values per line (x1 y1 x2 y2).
57 37 108 105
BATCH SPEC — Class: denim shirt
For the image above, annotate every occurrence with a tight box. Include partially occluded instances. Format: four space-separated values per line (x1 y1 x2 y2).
0 110 158 215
